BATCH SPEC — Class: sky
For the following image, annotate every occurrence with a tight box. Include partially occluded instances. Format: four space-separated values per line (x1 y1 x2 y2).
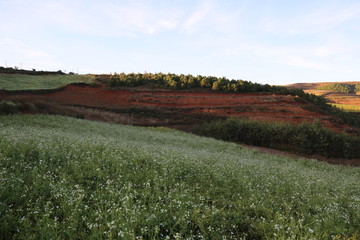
1 0 360 85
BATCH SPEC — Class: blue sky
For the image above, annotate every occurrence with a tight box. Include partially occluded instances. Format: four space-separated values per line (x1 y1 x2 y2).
1 0 360 85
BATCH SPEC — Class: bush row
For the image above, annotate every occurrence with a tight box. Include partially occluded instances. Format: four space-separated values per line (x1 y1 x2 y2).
0 100 50 116
0 101 18 115
192 118 360 159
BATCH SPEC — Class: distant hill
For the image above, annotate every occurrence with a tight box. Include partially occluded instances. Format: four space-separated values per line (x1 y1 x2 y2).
286 82 360 112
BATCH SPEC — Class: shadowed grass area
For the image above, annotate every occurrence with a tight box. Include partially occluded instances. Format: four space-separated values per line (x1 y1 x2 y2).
0 73 95 90
0 115 359 239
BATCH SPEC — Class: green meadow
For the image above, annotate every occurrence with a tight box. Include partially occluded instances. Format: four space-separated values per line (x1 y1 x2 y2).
0 74 95 90
0 115 359 239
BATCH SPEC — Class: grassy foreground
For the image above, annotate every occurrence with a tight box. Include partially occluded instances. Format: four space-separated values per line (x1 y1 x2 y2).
0 115 359 239
0 74 95 90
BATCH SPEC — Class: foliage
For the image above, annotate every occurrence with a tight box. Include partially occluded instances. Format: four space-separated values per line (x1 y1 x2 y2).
107 72 276 93
0 101 18 115
0 115 359 239
356 83 360 93
318 83 356 94
193 118 360 159
0 73 95 90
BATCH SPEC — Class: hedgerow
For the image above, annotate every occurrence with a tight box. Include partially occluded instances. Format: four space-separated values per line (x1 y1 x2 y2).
192 118 360 159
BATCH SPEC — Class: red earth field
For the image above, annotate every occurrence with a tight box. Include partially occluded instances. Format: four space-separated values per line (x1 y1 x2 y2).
1 84 353 132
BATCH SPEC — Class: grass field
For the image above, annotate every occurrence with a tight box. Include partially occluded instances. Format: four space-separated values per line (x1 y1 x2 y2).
0 115 359 239
0 74 95 90
331 103 360 112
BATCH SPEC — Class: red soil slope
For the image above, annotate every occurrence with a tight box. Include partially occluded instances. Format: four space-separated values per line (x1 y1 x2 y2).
1 84 352 132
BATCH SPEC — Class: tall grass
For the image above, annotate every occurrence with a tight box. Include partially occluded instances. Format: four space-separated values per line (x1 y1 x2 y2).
0 74 95 90
0 115 359 239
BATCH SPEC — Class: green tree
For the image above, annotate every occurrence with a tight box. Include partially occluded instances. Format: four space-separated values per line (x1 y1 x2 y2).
355 83 360 93
211 81 220 91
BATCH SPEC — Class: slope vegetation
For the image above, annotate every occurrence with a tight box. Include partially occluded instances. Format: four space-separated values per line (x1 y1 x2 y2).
287 82 360 112
1 115 359 239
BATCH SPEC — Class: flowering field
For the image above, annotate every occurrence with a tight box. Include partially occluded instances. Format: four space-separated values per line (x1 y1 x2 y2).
0 115 359 239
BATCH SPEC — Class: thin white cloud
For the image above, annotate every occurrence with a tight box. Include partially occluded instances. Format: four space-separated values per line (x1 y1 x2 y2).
100 2 181 35
287 56 332 71
255 44 337 71
182 1 213 33
261 3 360 35
312 44 345 57
0 38 52 59
0 37 65 70
1 0 241 37
310 5 360 26
213 41 338 71
181 0 242 34
25 0 183 36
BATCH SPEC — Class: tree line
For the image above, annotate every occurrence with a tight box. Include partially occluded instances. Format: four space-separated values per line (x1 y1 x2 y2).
192 118 360 159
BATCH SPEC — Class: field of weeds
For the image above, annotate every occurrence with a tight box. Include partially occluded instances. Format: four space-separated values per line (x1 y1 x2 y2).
0 115 359 239
0 73 95 90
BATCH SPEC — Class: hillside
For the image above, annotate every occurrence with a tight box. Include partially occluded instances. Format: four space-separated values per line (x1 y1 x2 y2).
1 83 355 133
1 115 359 239
287 82 360 112
1 71 360 160
1 71 359 132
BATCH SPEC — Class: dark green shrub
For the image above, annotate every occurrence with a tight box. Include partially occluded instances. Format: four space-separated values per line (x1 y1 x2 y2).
18 102 36 112
0 101 18 115
192 118 360 159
